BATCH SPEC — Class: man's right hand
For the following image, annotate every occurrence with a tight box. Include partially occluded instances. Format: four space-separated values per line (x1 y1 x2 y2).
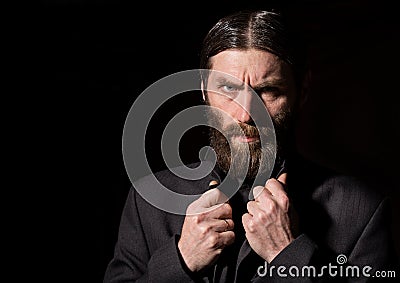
178 181 235 272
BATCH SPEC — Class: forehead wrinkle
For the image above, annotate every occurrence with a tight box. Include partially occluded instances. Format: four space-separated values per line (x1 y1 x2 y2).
209 49 286 87
211 61 250 85
259 58 282 80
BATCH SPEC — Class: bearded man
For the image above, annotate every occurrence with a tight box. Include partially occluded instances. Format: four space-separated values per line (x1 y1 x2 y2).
104 10 398 282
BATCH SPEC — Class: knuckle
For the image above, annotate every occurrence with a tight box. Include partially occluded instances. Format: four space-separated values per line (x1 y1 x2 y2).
208 233 219 247
268 201 277 213
258 211 267 222
281 194 289 205
192 215 200 224
224 203 232 214
262 202 272 214
193 214 204 224
199 224 210 236
213 188 222 198
282 197 290 212
248 220 256 232
230 219 235 229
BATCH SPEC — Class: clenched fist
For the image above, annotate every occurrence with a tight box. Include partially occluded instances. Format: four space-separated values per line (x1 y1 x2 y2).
242 173 294 263
178 181 235 272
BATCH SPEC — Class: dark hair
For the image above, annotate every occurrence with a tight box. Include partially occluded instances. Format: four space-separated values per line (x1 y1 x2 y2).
200 10 307 88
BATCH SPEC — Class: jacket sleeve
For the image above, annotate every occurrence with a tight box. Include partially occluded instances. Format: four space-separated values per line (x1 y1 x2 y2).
347 197 399 280
253 198 399 282
252 234 320 282
103 188 195 283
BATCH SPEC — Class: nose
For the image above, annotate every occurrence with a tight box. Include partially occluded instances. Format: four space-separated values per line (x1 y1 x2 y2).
233 90 253 123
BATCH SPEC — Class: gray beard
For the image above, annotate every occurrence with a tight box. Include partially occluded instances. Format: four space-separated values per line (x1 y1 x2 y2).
207 107 292 181
209 127 275 180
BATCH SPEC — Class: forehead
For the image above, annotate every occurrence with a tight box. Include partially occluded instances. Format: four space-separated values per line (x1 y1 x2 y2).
209 49 291 84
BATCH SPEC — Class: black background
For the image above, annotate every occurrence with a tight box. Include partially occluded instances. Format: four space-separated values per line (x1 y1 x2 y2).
36 0 399 281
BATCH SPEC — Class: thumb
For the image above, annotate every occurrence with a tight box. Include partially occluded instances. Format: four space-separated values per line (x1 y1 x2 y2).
197 181 228 208
252 185 265 200
277 173 287 186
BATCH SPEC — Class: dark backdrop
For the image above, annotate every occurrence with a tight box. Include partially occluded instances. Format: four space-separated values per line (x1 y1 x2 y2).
37 0 399 281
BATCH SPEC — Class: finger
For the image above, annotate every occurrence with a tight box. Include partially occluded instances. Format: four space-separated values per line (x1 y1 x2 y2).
246 200 261 216
264 178 289 210
209 180 230 204
264 178 287 200
198 187 228 208
207 202 232 219
209 218 234 232
219 231 235 246
242 213 253 232
252 185 273 200
208 180 219 189
277 173 287 186
253 186 274 207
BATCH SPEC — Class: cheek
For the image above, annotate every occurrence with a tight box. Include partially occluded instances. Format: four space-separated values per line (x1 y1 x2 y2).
206 93 234 127
207 92 224 107
207 92 235 113
262 96 289 117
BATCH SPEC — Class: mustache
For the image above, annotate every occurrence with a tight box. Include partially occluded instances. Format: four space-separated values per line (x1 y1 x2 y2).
223 123 269 140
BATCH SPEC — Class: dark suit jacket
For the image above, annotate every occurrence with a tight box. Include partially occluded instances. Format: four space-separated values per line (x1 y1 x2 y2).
104 155 398 282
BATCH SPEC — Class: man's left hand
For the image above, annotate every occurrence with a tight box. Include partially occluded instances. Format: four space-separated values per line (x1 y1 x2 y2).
242 173 294 263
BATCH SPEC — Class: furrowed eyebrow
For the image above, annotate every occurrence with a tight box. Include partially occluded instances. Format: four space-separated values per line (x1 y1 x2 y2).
215 77 245 90
252 80 286 92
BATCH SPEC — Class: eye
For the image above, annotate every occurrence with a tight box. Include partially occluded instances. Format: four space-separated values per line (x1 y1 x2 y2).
215 84 240 99
259 86 282 98
222 85 238 92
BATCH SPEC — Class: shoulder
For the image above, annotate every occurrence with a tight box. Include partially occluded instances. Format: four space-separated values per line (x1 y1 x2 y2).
316 174 384 211
288 154 388 251
133 162 218 195
288 154 385 211
129 162 219 214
